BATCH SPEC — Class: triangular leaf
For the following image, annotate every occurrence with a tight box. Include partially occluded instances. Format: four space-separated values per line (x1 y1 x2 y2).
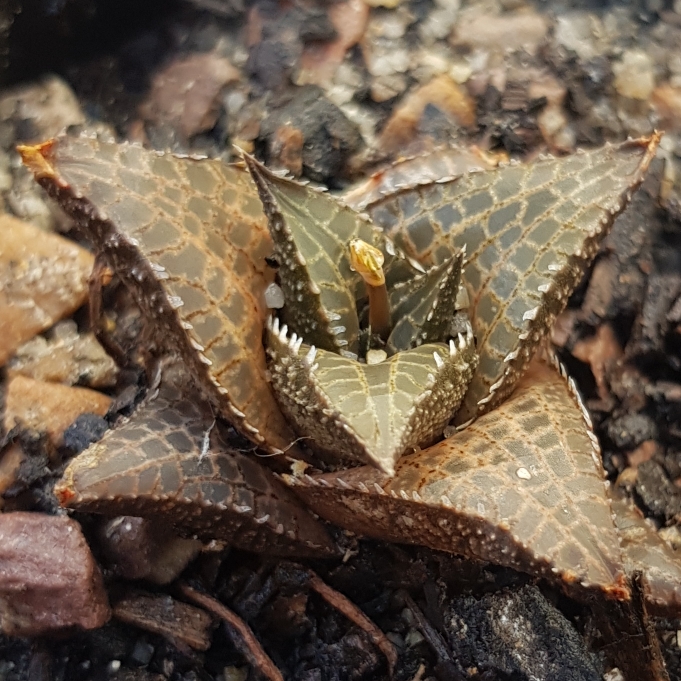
55 365 337 558
244 153 414 357
266 317 476 475
387 249 464 353
19 136 296 454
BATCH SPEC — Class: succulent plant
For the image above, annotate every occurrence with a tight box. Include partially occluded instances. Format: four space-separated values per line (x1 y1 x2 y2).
19 133 673 611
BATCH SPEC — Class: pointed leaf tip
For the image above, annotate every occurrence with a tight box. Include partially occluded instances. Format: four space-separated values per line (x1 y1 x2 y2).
17 139 62 184
56 367 338 558
23 133 296 454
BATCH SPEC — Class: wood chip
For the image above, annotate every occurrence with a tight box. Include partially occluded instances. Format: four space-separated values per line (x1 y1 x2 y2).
113 591 214 651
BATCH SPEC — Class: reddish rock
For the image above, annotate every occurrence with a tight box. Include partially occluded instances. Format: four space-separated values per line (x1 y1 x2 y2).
298 0 369 86
269 124 304 176
652 83 681 130
0 512 110 636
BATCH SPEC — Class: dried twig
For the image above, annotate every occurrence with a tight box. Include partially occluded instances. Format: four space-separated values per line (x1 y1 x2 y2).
178 583 284 681
398 589 467 679
398 589 451 663
307 571 398 675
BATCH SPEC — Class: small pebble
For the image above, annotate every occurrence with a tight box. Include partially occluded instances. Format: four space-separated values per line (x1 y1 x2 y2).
0 75 86 142
370 74 407 102
418 0 460 44
130 640 155 667
451 10 549 55
405 629 425 647
652 84 681 129
223 667 249 681
659 525 681 551
366 349 387 364
554 12 600 61
9 321 118 389
297 0 369 87
260 86 362 182
401 607 416 626
613 50 655 100
368 9 411 40
139 52 240 139
365 45 411 78
606 413 658 450
265 283 285 309
385 631 405 649
378 74 476 153
99 516 201 584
